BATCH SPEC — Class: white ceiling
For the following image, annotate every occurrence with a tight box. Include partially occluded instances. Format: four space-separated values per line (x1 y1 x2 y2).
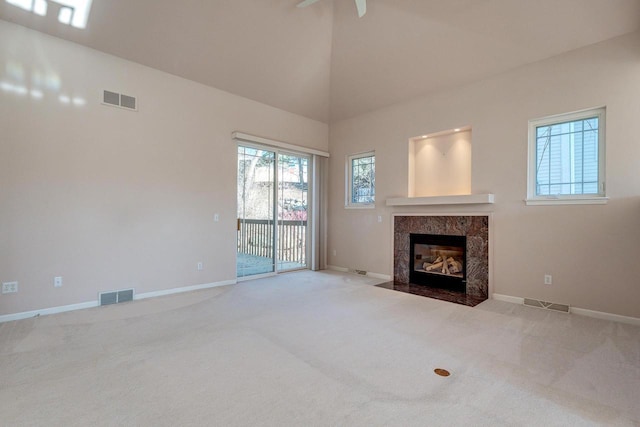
1 0 639 123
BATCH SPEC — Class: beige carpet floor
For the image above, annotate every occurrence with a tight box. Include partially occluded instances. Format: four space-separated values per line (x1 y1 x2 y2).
0 270 638 426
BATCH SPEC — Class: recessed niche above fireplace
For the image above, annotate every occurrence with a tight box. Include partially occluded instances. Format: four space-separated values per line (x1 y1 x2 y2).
408 127 471 198
387 127 493 207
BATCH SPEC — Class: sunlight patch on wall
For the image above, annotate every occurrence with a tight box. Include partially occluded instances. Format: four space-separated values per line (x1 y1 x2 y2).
0 80 28 95
6 0 93 29
2 61 85 106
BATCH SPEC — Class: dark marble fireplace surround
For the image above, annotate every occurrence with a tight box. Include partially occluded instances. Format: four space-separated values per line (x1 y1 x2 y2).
394 215 489 301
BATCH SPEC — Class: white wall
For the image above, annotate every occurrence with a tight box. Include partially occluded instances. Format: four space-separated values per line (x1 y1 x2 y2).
328 31 640 318
0 21 328 315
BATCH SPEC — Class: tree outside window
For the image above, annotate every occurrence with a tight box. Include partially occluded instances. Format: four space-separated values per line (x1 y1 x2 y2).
347 151 375 207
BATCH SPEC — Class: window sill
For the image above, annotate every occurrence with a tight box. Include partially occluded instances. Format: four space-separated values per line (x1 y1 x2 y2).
345 204 375 210
525 197 608 206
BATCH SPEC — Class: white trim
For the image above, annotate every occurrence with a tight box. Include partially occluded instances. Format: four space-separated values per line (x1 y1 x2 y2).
492 293 640 326
0 279 236 323
570 307 640 326
524 197 608 206
386 194 494 206
326 265 390 281
392 212 492 217
0 301 99 323
134 280 235 300
366 271 392 281
492 293 525 304
344 204 375 209
232 132 329 158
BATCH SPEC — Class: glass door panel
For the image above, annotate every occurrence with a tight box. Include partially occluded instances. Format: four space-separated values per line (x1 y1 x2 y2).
277 153 309 271
237 146 276 278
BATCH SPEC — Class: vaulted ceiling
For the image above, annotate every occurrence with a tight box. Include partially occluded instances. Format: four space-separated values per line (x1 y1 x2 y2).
1 0 639 123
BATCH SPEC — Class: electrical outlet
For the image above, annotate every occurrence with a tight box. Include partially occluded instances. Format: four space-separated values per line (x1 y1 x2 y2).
2 281 18 294
332 249 337 257
54 276 63 287
214 213 219 222
544 274 552 285
197 262 203 271
377 215 382 223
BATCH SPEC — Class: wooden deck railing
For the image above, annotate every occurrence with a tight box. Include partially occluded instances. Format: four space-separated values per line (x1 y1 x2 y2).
238 219 307 265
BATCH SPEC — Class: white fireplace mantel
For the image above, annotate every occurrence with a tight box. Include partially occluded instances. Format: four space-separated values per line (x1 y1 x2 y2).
386 194 495 207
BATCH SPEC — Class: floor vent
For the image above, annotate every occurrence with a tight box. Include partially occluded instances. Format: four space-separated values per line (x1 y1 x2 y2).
354 269 367 275
523 298 570 313
102 90 137 111
434 368 451 377
99 289 135 306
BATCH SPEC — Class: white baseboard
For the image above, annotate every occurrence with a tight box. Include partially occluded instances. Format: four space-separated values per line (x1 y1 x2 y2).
0 301 99 323
326 265 391 281
134 279 235 300
0 279 236 324
570 307 640 326
492 293 640 326
366 272 392 280
492 293 525 305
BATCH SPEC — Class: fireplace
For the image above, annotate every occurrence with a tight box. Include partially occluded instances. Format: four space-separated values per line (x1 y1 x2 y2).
393 215 488 301
410 234 466 292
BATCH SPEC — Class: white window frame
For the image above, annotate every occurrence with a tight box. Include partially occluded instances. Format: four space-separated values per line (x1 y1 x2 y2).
526 107 607 206
346 151 375 209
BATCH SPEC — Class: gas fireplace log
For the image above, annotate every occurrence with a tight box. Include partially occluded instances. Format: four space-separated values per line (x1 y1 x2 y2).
449 261 461 274
447 257 455 274
442 260 450 275
424 255 462 274
426 262 444 271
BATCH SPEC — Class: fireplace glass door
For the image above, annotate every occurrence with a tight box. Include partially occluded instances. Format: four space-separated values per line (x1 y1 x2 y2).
409 234 466 292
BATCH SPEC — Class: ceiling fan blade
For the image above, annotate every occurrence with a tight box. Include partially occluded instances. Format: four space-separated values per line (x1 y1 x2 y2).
297 0 322 8
354 0 366 17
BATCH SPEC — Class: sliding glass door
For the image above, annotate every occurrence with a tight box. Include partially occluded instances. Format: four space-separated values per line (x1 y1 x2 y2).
237 146 276 278
277 153 308 272
237 145 309 278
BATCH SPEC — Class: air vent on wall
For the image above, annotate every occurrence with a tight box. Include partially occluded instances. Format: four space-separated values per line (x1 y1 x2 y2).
102 90 137 111
99 288 135 306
